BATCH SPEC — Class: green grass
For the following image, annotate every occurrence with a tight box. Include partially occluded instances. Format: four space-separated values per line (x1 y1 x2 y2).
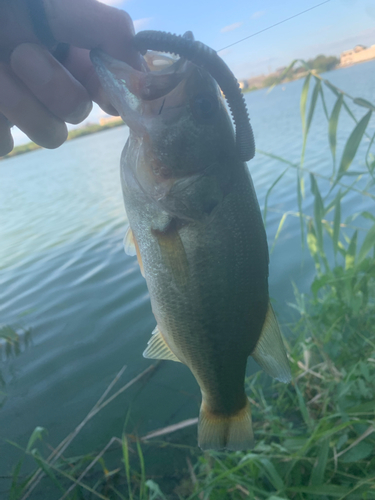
5 64 375 499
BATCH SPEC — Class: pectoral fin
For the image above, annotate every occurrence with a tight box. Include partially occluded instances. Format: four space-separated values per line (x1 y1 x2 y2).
124 226 137 256
153 222 189 287
251 303 291 383
123 226 145 278
143 326 181 363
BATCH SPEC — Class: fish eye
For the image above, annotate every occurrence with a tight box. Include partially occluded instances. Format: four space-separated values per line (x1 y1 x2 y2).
191 92 218 121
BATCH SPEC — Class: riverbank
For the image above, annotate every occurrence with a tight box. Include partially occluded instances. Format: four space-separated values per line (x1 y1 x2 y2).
0 118 125 161
242 53 341 92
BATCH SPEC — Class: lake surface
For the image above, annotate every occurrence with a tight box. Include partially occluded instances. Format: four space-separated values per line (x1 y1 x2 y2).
0 60 374 495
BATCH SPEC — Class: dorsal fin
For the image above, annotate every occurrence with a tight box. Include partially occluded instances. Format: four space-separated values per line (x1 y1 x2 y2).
251 302 291 383
143 326 181 363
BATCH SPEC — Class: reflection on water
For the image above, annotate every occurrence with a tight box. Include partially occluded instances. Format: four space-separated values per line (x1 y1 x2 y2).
0 60 374 481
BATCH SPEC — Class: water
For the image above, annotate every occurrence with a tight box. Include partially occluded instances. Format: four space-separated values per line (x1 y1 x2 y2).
0 60 374 492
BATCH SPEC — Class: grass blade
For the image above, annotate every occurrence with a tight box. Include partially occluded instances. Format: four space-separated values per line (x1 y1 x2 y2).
333 191 341 257
362 211 375 222
10 460 24 500
357 222 375 264
310 439 329 485
26 427 47 453
288 484 349 496
300 73 312 165
353 97 375 112
345 230 357 270
335 110 372 185
365 131 375 179
329 93 343 171
267 59 299 92
319 85 329 121
310 174 325 253
300 73 312 134
323 79 340 97
31 449 64 493
263 167 289 226
145 480 167 500
323 79 359 124
259 458 284 491
294 382 313 429
136 440 146 500
270 213 288 254
297 171 305 245
122 434 133 500
306 77 321 136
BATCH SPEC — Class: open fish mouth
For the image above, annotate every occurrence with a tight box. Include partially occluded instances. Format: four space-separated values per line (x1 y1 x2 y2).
90 48 196 135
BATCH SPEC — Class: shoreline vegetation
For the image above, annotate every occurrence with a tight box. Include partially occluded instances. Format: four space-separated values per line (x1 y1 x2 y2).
242 54 340 92
0 118 125 161
5 63 375 498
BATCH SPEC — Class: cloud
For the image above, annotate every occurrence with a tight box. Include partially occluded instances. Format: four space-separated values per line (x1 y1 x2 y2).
98 0 125 5
134 17 153 32
220 22 243 33
251 11 265 20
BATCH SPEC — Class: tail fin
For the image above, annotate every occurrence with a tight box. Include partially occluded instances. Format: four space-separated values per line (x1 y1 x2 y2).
198 399 254 451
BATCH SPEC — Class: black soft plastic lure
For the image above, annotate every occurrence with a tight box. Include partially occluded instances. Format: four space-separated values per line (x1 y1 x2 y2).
133 30 255 162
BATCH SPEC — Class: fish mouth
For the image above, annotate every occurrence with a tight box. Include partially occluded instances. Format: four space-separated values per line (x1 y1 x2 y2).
90 49 194 134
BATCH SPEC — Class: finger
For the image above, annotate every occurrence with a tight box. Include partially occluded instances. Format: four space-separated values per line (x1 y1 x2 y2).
11 43 92 124
0 113 13 156
0 63 67 149
45 0 142 69
62 46 118 115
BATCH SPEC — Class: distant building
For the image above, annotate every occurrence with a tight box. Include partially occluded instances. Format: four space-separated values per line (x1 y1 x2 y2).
340 44 375 66
239 80 249 90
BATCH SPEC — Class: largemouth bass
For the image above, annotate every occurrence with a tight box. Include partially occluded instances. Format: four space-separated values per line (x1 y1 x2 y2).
91 37 291 451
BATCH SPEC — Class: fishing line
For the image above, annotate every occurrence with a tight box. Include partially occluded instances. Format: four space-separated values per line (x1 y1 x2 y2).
217 0 332 52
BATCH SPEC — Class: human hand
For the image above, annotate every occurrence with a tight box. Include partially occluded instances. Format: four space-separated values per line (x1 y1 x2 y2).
0 0 141 156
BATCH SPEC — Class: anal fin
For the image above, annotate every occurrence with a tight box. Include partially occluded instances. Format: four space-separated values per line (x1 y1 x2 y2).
143 326 181 363
251 302 291 383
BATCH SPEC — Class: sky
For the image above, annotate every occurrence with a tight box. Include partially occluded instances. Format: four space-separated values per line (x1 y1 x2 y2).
11 0 375 145
107 0 375 78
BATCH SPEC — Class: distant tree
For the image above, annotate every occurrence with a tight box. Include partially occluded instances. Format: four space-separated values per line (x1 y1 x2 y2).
307 54 339 73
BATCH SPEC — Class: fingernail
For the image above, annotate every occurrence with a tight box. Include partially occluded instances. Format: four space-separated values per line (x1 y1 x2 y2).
11 43 54 87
